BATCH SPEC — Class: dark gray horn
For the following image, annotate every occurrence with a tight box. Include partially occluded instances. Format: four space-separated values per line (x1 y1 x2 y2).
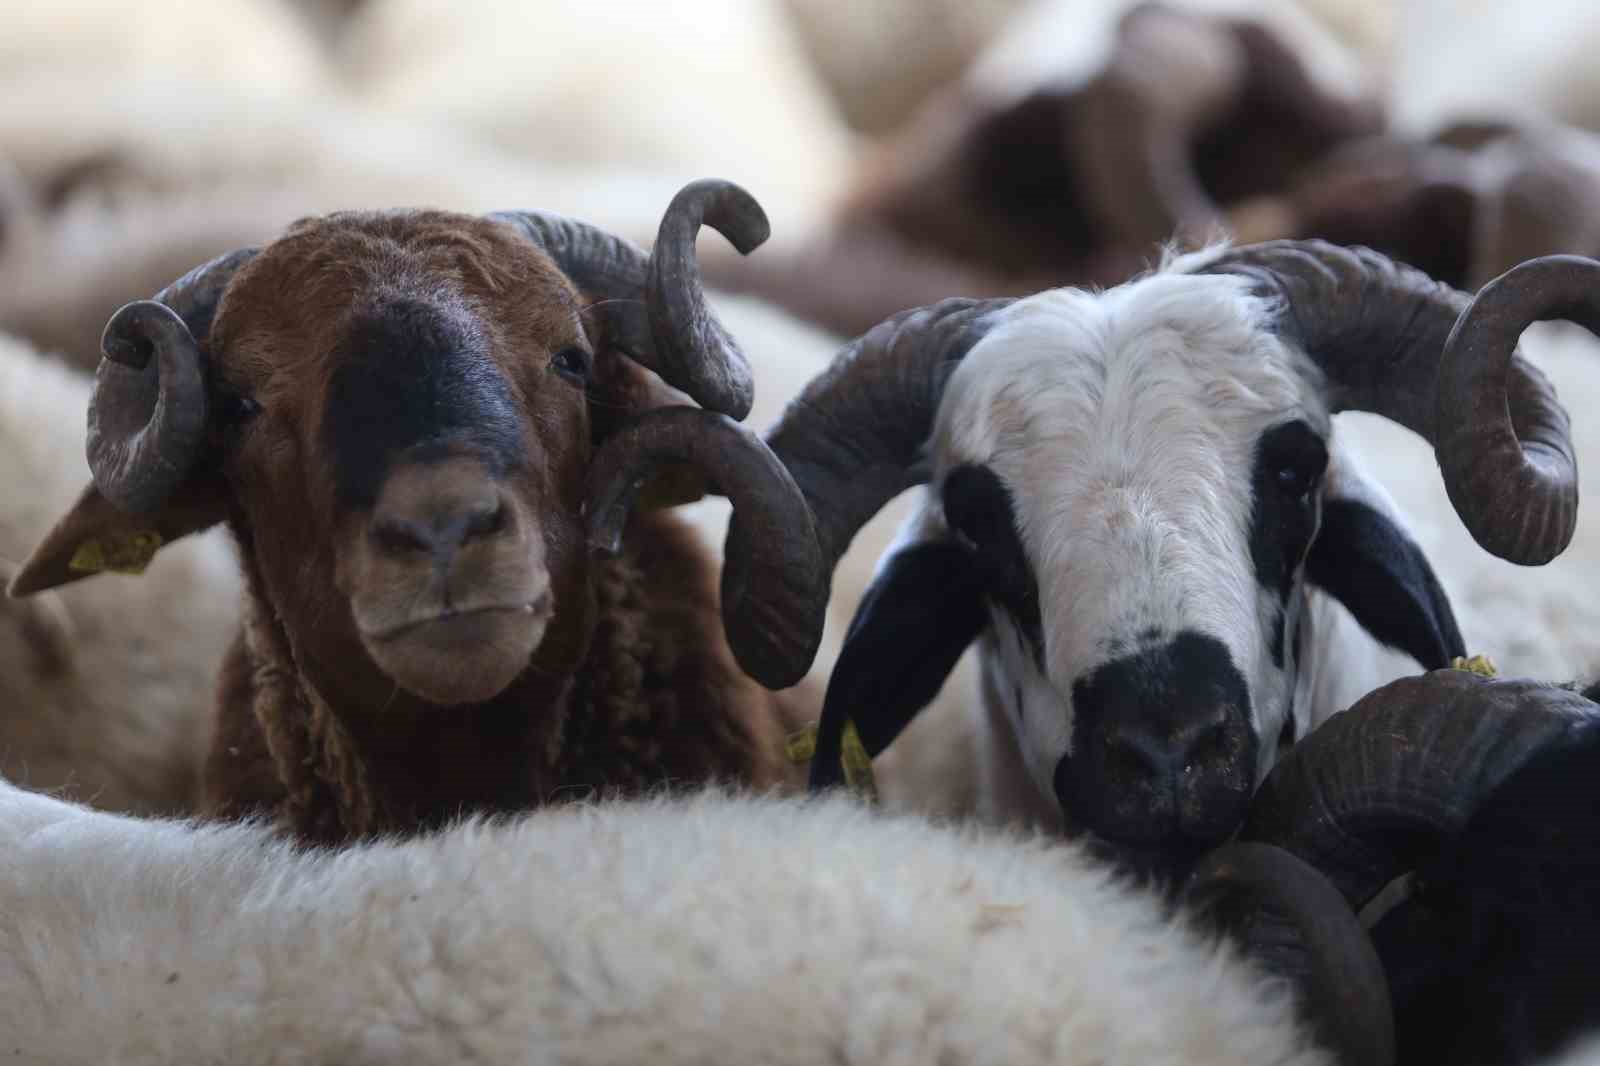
86 247 259 512
1199 242 1599 564
1184 841 1394 1066
765 297 1014 593
1433 255 1600 563
586 406 824 689
490 178 768 420
1240 669 1600 907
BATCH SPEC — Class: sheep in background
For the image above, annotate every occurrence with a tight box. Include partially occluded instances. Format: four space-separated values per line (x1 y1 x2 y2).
0 0 334 107
764 245 1600 869
0 770 1390 1066
0 330 240 816
1227 117 1600 294
330 0 855 235
707 0 1383 339
9 180 829 843
0 138 711 371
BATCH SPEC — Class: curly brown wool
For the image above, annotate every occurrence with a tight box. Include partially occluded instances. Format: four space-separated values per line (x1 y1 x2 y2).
205 510 811 844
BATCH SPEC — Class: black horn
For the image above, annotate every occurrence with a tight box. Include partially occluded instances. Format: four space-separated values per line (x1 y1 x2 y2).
1199 244 1600 565
490 178 768 420
1239 669 1600 907
85 247 259 512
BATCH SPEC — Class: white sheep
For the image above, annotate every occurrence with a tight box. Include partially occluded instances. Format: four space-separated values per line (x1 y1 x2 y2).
0 329 241 816
0 776 1342 1066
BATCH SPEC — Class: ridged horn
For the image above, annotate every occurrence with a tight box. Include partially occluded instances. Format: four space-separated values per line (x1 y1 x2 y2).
586 406 824 689
86 247 259 512
490 177 768 420
1199 243 1598 564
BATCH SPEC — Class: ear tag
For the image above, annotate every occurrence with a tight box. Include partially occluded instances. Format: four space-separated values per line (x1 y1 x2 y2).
786 719 879 803
68 531 164 576
1449 653 1498 678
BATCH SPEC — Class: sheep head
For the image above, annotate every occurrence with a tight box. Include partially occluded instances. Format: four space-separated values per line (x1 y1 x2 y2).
10 181 825 707
772 244 1600 865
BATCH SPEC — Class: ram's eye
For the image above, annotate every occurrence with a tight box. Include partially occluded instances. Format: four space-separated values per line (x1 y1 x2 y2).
1275 463 1319 498
1261 421 1328 500
549 346 592 385
216 389 262 425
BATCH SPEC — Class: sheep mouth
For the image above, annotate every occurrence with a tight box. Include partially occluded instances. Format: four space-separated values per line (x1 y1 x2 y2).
360 597 551 644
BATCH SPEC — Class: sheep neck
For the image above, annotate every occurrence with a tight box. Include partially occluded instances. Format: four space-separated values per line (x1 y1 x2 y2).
226 511 791 844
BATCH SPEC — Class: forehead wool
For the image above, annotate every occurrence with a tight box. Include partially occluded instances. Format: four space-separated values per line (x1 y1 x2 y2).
926 269 1332 788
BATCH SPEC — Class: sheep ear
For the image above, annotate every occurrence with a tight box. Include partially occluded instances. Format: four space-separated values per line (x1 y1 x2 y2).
1305 461 1465 670
8 475 229 597
808 539 986 791
589 355 708 510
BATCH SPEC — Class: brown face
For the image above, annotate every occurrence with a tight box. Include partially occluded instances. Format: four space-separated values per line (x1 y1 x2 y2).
206 212 599 706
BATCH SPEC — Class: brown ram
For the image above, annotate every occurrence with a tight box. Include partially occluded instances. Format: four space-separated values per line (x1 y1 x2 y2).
8 179 826 844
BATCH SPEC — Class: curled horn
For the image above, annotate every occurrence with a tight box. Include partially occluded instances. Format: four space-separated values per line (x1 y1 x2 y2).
586 406 824 689
1434 255 1600 563
1239 670 1599 907
1183 842 1394 1066
767 298 1014 577
86 247 259 512
489 177 768 420
1199 243 1600 564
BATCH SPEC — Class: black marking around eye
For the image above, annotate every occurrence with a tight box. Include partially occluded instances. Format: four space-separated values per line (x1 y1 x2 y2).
942 463 1044 662
1249 420 1328 665
324 297 527 508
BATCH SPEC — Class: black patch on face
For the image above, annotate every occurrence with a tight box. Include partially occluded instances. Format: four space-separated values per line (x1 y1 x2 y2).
1305 498 1466 669
324 297 527 508
941 463 1043 662
1248 420 1328 664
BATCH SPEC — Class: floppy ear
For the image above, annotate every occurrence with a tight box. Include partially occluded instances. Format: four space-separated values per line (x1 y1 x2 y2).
1304 455 1465 670
808 538 987 791
8 472 230 597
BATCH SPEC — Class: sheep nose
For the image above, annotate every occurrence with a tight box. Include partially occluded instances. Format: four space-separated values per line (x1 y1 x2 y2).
1105 706 1234 782
1057 631 1258 853
368 457 513 564
372 498 506 559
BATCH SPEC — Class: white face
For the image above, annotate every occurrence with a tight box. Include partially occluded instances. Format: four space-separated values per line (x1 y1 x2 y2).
924 271 1333 836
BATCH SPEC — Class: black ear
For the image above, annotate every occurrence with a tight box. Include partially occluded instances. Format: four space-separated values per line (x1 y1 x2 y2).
808 540 987 792
1305 498 1466 670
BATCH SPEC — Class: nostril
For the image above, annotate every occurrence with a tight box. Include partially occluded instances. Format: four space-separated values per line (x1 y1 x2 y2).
372 517 436 555
1109 725 1174 779
1176 708 1236 766
461 500 507 542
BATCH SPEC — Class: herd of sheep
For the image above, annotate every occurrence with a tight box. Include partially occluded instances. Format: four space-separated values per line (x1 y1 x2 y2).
3 1 1600 1063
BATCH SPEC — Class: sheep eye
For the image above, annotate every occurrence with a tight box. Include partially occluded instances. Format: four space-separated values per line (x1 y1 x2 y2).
549 346 592 385
1275 463 1318 498
216 390 262 425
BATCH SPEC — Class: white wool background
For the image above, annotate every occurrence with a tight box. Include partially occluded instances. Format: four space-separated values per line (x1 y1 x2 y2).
0 332 239 816
0 783 1332 1066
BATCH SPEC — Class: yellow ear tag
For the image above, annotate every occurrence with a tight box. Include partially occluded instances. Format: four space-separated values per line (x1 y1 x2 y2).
1450 654 1499 678
786 719 879 803
68 531 164 576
